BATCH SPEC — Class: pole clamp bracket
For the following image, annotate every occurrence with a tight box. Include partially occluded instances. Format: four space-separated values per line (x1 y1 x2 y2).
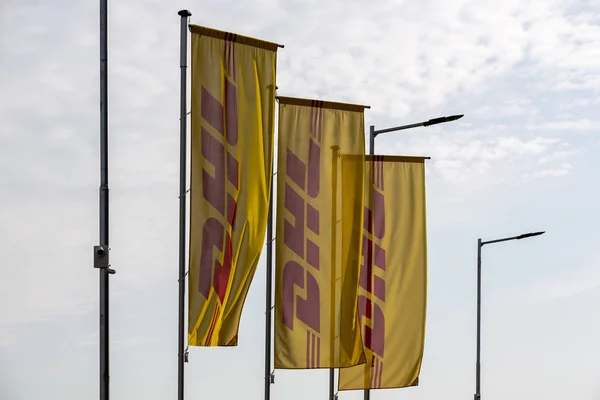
94 245 115 274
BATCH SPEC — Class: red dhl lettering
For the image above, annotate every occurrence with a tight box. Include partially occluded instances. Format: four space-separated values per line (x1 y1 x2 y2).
359 158 387 387
197 72 239 303
281 138 322 332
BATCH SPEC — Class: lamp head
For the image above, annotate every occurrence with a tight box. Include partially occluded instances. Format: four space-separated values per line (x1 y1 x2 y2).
423 114 464 126
517 231 545 240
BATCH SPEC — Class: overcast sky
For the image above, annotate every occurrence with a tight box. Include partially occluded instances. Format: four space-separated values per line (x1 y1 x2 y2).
1 0 599 399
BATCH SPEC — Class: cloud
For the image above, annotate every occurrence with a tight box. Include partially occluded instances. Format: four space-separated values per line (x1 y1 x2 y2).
0 329 16 348
537 149 578 164
525 163 573 178
76 332 159 348
75 332 98 348
526 119 600 131
378 125 575 188
270 0 600 117
516 262 600 303
562 97 600 109
472 98 539 119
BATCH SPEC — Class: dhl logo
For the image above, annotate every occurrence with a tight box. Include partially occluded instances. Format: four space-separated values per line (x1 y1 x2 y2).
281 103 324 368
360 157 387 388
197 40 239 342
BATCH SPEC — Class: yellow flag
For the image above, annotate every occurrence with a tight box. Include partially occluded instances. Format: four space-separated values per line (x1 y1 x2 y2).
274 97 367 369
338 156 428 390
188 25 278 346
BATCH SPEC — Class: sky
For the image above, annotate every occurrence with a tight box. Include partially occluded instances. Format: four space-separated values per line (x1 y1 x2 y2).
1 0 599 399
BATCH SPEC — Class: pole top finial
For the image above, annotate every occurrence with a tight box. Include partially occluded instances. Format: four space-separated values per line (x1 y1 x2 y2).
178 10 191 17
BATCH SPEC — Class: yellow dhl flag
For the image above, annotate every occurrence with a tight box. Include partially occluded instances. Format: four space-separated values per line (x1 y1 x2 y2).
274 97 367 369
338 155 428 390
188 25 279 346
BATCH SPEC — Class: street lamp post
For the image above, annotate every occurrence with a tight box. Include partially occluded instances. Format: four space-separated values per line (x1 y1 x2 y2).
474 231 545 400
361 114 463 400
369 114 464 155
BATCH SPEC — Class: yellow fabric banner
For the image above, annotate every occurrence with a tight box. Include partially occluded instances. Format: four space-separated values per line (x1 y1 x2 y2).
338 155 428 390
188 25 278 346
274 97 367 369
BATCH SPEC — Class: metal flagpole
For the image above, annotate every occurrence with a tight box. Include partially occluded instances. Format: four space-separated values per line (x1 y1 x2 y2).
177 9 191 400
265 176 274 400
369 125 375 157
264 85 280 400
329 368 335 400
363 126 375 400
95 0 116 399
475 238 482 400
329 145 340 400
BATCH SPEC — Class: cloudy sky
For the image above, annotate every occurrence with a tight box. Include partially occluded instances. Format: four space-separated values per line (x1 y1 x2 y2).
1 0 599 399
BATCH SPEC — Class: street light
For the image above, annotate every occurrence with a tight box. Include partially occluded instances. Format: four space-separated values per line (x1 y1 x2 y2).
369 114 464 155
474 231 545 400
361 114 464 400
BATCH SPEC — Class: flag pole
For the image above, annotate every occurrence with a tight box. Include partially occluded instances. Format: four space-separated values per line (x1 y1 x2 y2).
177 9 191 400
264 176 274 400
97 0 116 398
329 145 340 400
364 126 375 400
265 85 280 400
